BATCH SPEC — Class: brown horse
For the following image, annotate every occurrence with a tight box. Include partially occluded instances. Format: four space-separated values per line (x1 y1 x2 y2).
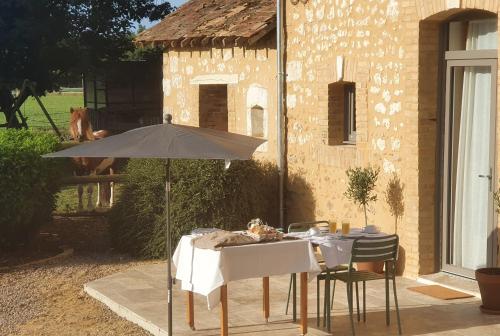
69 107 115 211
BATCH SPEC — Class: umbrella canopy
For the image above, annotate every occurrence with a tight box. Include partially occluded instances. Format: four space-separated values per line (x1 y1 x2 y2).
43 117 266 336
43 122 265 159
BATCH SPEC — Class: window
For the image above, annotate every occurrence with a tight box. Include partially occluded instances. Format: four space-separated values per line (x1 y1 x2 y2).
199 84 228 131
250 105 264 138
84 75 107 110
344 83 356 143
328 81 356 145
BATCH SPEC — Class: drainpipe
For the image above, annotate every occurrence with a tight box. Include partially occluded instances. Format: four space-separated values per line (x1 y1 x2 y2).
276 0 286 229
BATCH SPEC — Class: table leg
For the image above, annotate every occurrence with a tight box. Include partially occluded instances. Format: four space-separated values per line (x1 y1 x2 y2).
300 272 308 335
221 285 228 336
263 277 270 322
325 271 331 333
292 273 297 322
187 291 195 330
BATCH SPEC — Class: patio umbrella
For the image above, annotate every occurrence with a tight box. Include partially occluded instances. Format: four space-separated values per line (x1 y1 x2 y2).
43 115 265 335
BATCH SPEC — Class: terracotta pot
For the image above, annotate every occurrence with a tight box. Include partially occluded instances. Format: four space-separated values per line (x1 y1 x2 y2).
356 261 384 274
475 268 500 314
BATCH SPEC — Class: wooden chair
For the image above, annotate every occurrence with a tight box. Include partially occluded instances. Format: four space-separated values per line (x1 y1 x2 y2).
330 234 402 336
284 220 353 331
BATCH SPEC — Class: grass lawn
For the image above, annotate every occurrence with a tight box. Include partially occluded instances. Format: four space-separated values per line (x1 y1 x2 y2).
19 92 83 136
1 91 126 215
56 185 98 213
55 184 123 213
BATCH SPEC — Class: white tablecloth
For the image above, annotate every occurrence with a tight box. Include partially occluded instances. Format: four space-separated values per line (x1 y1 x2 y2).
173 236 321 309
287 230 388 269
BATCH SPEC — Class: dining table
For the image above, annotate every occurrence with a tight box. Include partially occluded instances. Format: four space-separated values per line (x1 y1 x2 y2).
173 234 322 336
173 228 388 336
287 228 389 268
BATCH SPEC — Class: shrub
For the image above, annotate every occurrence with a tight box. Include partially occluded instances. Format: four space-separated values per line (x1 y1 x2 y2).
109 159 279 258
0 130 64 250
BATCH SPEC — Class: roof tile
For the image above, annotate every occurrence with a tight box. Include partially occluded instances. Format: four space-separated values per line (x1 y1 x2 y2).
136 0 276 47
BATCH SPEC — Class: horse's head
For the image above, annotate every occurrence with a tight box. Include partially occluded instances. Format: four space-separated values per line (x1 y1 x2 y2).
70 107 94 142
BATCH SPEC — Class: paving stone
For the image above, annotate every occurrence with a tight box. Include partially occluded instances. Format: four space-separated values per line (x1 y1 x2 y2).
85 262 500 336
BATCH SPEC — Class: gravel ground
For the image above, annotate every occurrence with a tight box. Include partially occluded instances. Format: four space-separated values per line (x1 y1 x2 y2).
0 216 154 336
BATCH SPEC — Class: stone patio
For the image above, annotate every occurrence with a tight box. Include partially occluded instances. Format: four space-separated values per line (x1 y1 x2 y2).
84 262 500 336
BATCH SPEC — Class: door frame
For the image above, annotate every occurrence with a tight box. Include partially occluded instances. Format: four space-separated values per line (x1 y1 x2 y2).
441 50 498 279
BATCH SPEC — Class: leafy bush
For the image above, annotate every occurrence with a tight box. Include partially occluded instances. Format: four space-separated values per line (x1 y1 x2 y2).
109 159 279 258
0 130 64 250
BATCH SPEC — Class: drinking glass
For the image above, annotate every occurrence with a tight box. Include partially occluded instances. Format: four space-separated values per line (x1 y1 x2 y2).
341 221 350 235
329 221 337 234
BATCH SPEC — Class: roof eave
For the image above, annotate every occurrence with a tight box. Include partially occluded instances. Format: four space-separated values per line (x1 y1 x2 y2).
135 29 274 49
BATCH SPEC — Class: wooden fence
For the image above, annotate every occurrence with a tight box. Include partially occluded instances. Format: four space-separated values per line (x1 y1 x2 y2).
59 174 127 185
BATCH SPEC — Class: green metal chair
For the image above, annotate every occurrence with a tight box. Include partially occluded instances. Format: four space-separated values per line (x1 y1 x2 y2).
284 220 353 331
330 234 402 336
316 261 359 332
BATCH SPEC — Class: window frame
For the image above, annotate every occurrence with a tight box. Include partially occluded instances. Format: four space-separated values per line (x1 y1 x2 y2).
343 83 356 144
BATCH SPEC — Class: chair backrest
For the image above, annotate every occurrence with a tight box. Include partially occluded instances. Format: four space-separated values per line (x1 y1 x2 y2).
349 234 399 264
287 220 329 233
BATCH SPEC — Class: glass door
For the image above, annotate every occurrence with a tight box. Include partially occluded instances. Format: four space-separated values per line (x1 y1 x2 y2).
442 58 497 278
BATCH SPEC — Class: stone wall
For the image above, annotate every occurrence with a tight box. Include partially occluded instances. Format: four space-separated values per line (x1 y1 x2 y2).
160 0 500 277
162 35 277 160
285 0 500 277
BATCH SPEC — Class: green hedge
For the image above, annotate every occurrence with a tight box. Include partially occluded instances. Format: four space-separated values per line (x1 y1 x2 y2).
0 130 64 250
109 159 279 258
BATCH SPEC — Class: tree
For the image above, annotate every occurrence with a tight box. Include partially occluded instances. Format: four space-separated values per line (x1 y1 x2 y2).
344 166 380 227
385 173 405 233
0 0 173 126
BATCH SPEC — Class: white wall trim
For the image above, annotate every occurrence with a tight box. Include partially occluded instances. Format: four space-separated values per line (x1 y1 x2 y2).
190 74 239 85
246 84 269 152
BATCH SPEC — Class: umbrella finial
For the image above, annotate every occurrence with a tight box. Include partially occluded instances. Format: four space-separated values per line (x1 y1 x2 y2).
166 114 173 124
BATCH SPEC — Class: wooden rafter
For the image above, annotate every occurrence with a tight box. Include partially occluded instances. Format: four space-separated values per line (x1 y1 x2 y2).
201 36 212 47
180 38 192 48
190 37 202 48
211 36 223 47
222 36 236 48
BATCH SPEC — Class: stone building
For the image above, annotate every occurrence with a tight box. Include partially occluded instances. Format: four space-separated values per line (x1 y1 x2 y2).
138 0 500 279
285 0 500 278
136 0 277 160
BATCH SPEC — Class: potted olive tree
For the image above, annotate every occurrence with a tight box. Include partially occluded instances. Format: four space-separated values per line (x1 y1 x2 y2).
475 186 500 314
345 166 380 228
344 166 382 273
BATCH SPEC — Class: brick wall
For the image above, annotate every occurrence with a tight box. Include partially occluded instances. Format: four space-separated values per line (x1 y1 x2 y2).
327 82 346 145
285 0 500 277
417 20 440 274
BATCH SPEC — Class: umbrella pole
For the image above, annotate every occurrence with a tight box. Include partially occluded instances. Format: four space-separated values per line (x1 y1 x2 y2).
166 158 173 335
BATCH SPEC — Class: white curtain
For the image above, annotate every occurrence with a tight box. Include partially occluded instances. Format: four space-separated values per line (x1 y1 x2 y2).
466 20 498 50
452 20 496 270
